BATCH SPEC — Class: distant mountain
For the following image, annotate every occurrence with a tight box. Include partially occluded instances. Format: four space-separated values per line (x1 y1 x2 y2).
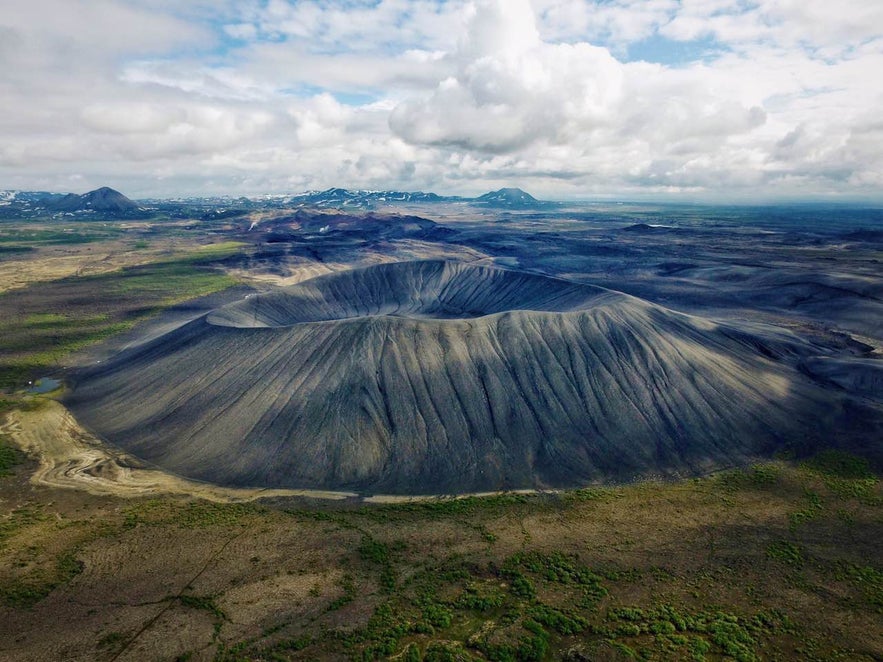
0 190 70 218
284 186 545 210
474 188 543 208
287 188 457 209
0 185 549 217
47 187 140 213
0 190 65 205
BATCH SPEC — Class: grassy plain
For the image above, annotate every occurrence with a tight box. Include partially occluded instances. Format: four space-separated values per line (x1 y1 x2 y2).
0 436 880 661
0 227 242 389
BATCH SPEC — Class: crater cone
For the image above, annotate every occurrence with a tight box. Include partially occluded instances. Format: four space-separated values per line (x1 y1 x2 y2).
207 259 614 327
67 260 834 494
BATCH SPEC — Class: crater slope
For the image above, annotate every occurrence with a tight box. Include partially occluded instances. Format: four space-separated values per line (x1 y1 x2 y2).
67 260 852 494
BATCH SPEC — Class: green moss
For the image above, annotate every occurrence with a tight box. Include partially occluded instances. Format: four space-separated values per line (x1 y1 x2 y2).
0 227 122 245
473 618 549 662
836 563 883 612
122 500 256 529
0 505 48 544
351 602 416 660
714 463 783 492
788 490 824 530
364 493 532 522
422 601 453 629
803 451 875 480
801 451 880 502
0 438 23 476
562 487 620 503
0 547 84 608
766 540 804 566
359 537 390 565
748 464 782 486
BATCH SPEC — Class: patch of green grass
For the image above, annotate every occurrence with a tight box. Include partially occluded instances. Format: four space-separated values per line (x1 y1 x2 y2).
835 563 883 612
100 260 236 299
0 547 84 608
0 437 24 476
421 601 454 629
359 536 396 593
803 451 875 480
122 499 257 529
715 464 783 492
215 626 313 660
454 583 505 612
176 594 227 621
96 631 126 650
472 618 549 662
364 493 533 522
749 464 783 486
800 451 879 502
190 241 246 259
0 505 47 544
506 572 536 600
788 490 824 530
347 601 417 659
341 547 616 659
423 641 477 661
328 574 356 611
766 540 804 567
262 634 312 658
561 486 621 503
0 257 238 389
0 227 122 245
0 244 35 254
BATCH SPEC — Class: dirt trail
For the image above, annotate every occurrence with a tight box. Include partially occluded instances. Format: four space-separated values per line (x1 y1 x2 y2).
1 400 555 505
1 400 357 502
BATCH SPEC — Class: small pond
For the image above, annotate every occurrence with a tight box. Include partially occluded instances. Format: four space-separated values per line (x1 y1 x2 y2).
28 378 61 394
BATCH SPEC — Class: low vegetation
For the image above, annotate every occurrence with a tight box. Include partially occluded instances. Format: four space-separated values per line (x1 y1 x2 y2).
3 444 876 660
0 251 238 389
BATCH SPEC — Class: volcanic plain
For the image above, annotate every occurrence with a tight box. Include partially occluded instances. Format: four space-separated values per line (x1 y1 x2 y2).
0 195 881 660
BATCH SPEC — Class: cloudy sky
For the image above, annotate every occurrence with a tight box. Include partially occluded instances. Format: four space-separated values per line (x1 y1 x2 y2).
2 0 882 201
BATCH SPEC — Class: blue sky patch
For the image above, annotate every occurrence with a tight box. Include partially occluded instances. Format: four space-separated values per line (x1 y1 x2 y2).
626 34 728 66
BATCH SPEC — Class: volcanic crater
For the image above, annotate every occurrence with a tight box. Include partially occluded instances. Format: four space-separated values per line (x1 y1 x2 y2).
67 260 840 494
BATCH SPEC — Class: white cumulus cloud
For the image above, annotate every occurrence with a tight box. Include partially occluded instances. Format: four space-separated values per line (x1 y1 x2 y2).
0 0 881 200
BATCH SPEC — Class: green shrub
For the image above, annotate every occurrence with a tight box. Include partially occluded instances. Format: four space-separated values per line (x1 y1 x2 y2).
527 605 587 635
